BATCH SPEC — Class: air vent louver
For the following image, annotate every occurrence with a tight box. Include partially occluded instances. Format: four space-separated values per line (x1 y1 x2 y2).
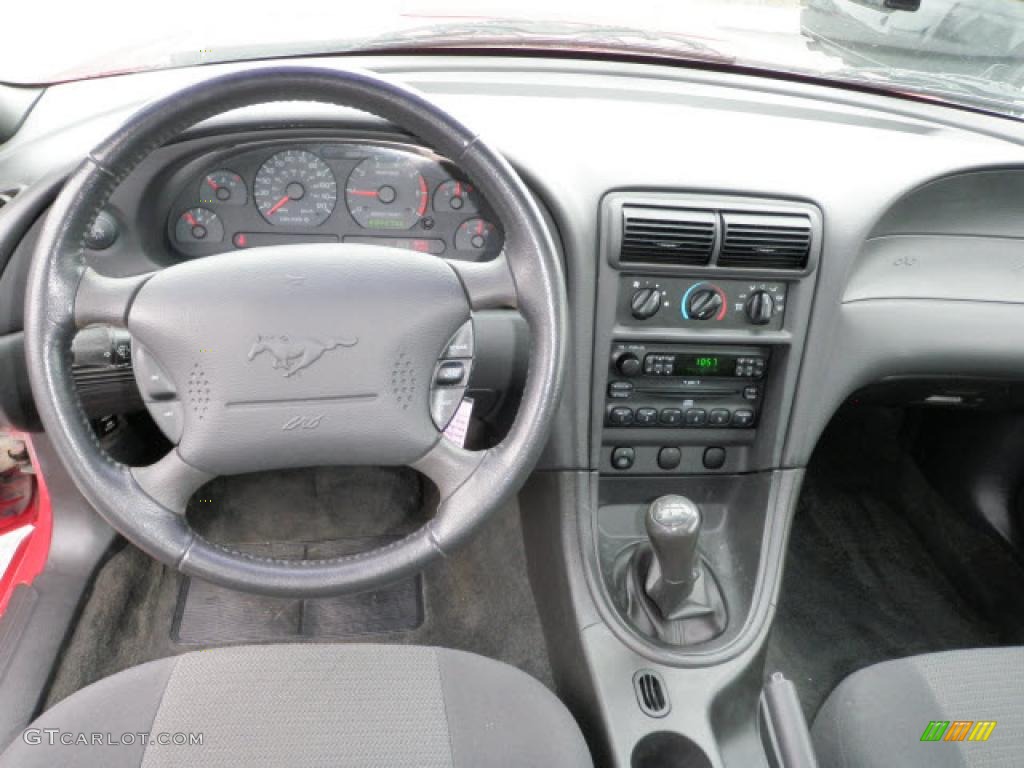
719 212 812 270
634 670 670 718
0 187 21 212
620 207 716 266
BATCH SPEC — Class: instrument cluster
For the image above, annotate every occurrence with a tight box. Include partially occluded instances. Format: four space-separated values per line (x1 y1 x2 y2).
167 142 503 261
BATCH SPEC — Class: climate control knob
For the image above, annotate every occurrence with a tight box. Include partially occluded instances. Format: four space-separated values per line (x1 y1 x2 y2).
615 352 642 377
686 287 724 321
744 290 775 325
630 287 663 320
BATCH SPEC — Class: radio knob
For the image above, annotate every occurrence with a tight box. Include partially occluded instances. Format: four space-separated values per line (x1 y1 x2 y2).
615 352 642 377
686 287 723 321
744 290 774 325
630 287 663 320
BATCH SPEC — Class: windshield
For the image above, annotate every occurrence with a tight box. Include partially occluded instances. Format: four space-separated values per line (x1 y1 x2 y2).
7 0 1024 119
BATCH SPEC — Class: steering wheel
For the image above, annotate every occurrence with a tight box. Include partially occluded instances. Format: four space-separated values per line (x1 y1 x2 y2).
24 67 566 597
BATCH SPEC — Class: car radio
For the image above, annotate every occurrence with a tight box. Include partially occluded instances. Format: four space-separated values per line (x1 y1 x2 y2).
605 343 768 429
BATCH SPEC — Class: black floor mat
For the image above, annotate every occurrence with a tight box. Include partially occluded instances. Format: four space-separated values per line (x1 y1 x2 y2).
45 467 552 708
173 539 423 645
767 408 1024 721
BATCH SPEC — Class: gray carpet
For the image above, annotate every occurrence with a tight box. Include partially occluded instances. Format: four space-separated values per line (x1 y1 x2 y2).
46 467 552 708
767 407 1024 721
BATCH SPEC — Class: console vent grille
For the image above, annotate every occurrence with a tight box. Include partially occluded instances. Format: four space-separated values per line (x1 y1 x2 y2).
719 212 812 270
634 670 670 718
620 207 716 266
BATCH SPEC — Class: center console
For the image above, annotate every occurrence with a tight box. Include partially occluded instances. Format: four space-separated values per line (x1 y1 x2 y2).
565 191 822 763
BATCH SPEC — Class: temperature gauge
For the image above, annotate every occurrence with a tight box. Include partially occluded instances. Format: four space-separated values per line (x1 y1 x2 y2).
433 180 479 214
454 218 497 254
175 208 224 244
199 170 247 205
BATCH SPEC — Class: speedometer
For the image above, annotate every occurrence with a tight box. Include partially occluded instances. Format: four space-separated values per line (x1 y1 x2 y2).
254 150 337 226
345 154 427 230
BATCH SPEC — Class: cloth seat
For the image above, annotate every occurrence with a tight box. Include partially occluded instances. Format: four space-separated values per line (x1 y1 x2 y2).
812 647 1024 767
0 644 592 767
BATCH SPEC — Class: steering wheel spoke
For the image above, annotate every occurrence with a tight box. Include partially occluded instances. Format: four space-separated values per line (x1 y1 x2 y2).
444 252 517 310
411 438 486 502
74 267 151 329
131 450 214 515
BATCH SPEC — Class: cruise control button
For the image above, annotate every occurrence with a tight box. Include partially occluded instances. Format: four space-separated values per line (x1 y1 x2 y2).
611 446 635 470
431 387 466 429
150 401 184 443
709 408 731 426
732 409 755 427
684 409 707 426
134 344 176 401
608 407 634 426
659 408 682 426
444 321 474 359
635 407 658 425
434 361 466 387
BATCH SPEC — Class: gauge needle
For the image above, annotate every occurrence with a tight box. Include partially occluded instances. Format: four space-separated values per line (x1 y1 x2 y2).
266 195 290 216
206 178 219 190
184 212 198 226
348 189 378 197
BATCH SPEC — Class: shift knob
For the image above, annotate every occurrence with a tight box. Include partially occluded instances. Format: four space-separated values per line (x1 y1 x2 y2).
644 495 702 612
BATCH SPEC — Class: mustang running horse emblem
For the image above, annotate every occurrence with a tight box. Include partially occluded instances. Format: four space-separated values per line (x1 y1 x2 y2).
247 334 358 377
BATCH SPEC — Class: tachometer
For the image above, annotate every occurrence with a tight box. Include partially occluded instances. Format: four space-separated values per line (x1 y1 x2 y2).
254 150 337 226
345 154 427 230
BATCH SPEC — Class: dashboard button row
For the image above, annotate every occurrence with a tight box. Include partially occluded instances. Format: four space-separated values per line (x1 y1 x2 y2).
607 406 754 428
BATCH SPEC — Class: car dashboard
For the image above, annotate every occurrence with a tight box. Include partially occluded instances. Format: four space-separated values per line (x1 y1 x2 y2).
4 54 1024 768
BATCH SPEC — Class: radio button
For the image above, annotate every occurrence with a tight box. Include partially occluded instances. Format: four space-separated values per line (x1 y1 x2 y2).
684 409 707 426
611 446 635 470
608 381 634 399
636 407 659 425
709 408 732 426
659 408 683 426
657 447 682 470
732 409 755 428
703 447 727 470
608 407 634 426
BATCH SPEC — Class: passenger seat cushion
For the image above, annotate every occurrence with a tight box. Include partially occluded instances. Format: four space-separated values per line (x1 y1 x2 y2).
812 647 1024 768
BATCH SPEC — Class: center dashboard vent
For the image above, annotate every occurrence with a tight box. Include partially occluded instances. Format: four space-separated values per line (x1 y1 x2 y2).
718 212 812 270
620 206 717 266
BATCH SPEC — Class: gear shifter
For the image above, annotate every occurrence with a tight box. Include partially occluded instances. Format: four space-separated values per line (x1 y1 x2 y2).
614 494 727 645
644 495 702 617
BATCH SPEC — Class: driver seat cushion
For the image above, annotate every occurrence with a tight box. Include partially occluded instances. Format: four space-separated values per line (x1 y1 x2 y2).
0 644 593 768
812 647 1024 768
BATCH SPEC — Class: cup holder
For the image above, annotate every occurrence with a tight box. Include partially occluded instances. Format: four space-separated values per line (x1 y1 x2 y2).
631 731 712 768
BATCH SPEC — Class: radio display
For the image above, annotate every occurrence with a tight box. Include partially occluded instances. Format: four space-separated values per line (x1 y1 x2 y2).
642 352 766 378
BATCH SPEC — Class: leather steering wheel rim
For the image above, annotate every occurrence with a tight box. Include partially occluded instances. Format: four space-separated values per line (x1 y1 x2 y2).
24 66 566 597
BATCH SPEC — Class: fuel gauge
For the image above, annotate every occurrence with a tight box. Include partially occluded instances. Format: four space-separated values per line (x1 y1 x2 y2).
454 218 497 254
199 170 247 205
175 208 224 244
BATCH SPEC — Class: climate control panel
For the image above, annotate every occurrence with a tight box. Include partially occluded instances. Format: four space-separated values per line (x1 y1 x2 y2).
619 275 787 330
